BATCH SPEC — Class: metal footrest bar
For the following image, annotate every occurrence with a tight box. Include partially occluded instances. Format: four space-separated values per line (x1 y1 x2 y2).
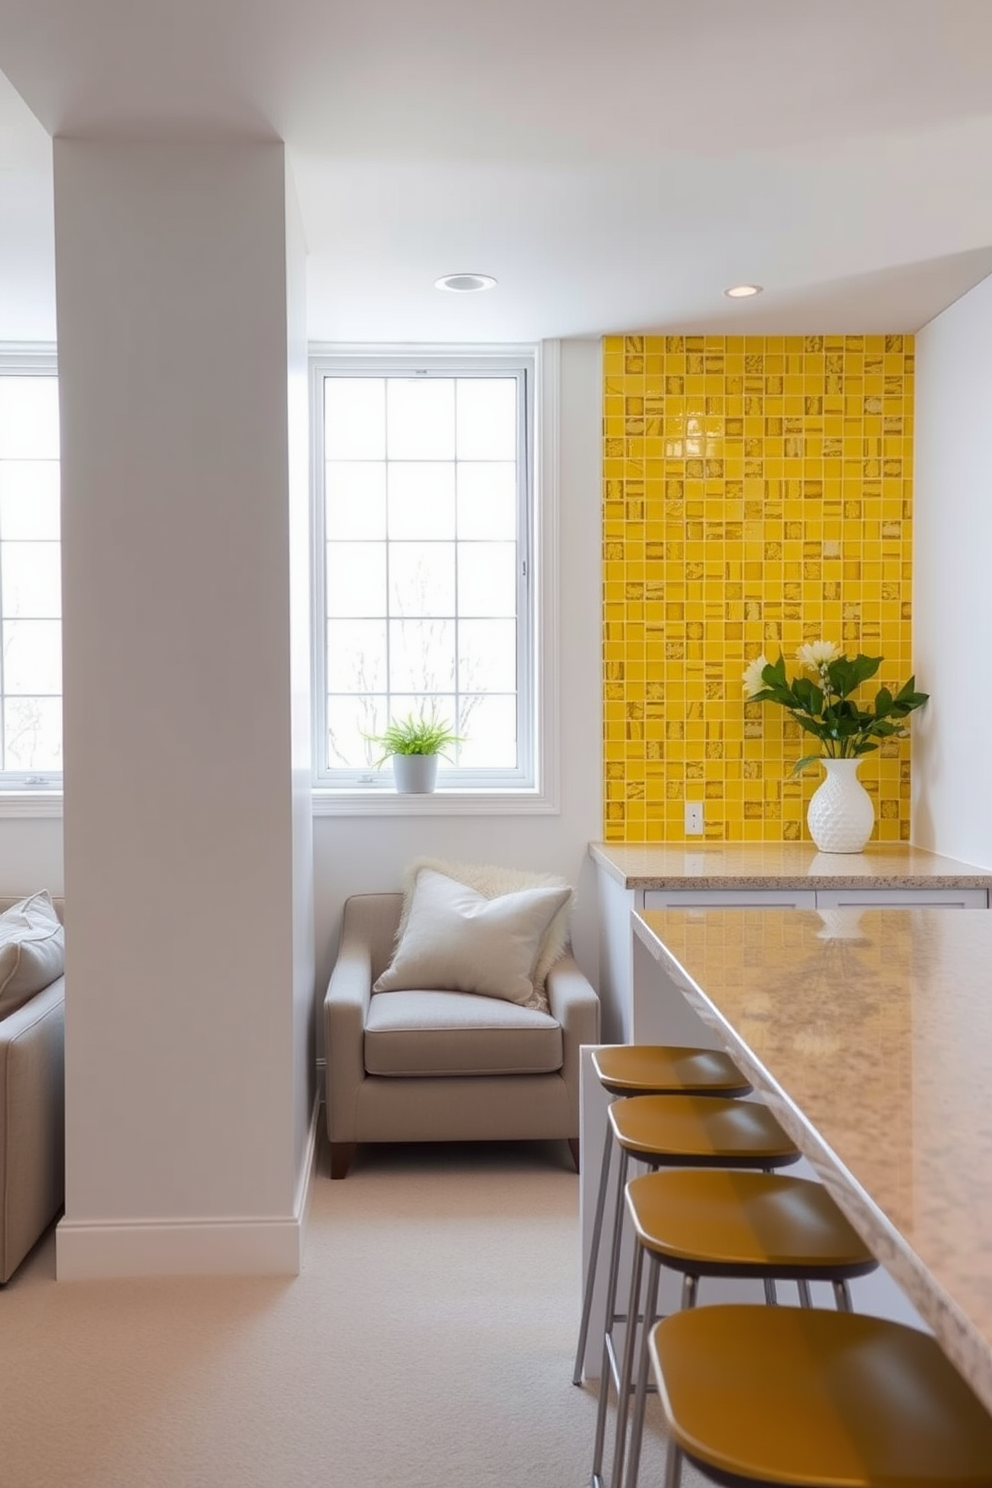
604 1323 662 1395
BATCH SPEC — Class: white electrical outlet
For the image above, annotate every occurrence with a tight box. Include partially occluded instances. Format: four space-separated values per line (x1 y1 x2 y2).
684 801 704 835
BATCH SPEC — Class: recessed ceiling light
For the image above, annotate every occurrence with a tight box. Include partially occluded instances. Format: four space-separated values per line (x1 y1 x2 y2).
434 273 497 293
724 283 763 299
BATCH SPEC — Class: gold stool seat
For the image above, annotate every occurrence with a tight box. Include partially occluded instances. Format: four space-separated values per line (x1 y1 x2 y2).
589 1097 801 1488
574 1046 751 1390
627 1167 876 1277
608 1095 798 1167
616 1171 879 1488
592 1045 752 1099
650 1304 992 1487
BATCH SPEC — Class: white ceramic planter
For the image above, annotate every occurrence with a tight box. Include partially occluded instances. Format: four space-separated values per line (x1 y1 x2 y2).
806 757 874 853
391 753 438 794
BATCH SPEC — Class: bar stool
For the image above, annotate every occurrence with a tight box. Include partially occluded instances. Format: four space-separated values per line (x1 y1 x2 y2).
616 1169 880 1488
589 1095 800 1488
649 1304 992 1487
573 1045 752 1388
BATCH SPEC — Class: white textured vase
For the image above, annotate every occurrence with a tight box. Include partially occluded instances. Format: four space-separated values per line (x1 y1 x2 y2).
391 753 438 794
806 758 874 854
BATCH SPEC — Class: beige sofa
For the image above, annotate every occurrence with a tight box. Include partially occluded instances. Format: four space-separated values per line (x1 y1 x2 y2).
324 892 600 1178
0 895 65 1282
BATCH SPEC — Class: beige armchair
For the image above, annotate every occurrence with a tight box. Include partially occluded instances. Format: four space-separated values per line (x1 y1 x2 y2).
324 892 600 1178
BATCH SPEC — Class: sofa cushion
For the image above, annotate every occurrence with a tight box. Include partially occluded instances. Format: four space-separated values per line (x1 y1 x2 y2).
393 857 574 1010
373 868 571 1009
364 989 564 1077
0 890 65 1021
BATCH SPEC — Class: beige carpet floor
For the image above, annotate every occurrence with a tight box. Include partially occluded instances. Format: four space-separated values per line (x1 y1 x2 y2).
0 1136 706 1488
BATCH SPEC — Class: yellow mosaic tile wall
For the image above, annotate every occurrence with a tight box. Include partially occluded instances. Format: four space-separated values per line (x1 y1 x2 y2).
603 334 916 843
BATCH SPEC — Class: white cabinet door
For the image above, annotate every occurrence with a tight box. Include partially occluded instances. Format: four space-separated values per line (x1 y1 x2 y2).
814 888 988 909
643 889 817 909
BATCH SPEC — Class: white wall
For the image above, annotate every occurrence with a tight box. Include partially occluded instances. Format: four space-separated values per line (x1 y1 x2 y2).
285 167 317 1186
52 138 312 1277
0 813 62 892
913 274 992 868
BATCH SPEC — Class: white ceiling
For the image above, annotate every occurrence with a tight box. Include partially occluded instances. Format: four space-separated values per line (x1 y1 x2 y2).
3 0 992 344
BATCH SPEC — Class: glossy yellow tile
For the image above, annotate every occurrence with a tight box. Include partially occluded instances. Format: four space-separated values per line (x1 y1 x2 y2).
603 334 916 844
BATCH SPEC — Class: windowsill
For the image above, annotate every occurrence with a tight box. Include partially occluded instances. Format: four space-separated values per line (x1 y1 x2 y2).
0 788 560 820
0 792 63 819
312 787 558 817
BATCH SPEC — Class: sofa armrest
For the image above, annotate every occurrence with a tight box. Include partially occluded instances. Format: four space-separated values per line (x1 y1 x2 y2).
546 954 600 1130
323 921 376 1144
0 976 65 1282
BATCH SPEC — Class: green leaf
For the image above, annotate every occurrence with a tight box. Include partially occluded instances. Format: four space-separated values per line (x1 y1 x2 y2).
790 677 824 714
364 708 463 766
743 650 929 760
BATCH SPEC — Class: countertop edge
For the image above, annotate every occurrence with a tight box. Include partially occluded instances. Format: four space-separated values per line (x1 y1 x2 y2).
588 842 992 891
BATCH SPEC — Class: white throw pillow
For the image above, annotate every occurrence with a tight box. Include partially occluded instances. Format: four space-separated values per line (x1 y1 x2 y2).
0 890 65 1020
394 856 575 1010
373 869 572 1007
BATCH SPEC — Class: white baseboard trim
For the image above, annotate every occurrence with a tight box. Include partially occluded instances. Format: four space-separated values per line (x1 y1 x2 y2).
294 1089 322 1267
56 1094 323 1281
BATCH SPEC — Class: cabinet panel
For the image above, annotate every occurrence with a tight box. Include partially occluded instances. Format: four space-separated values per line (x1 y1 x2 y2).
642 887 988 911
814 889 988 909
643 889 817 909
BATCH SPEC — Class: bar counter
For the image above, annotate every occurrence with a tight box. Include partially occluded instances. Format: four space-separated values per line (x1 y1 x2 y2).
633 905 992 1414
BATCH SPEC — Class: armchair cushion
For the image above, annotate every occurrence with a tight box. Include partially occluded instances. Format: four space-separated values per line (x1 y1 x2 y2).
365 988 563 1077
372 868 571 1009
391 857 575 1009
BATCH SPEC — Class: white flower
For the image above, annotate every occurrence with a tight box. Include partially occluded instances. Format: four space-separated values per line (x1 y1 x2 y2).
796 640 841 671
742 654 769 698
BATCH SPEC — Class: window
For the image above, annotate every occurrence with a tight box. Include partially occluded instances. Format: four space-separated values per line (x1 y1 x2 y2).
0 356 61 785
311 347 551 801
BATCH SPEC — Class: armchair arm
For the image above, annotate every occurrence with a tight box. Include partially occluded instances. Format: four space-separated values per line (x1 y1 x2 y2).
323 925 374 1144
546 953 600 1130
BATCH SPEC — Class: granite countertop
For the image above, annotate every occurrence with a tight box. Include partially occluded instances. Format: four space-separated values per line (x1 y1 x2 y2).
634 905 992 1415
590 840 992 890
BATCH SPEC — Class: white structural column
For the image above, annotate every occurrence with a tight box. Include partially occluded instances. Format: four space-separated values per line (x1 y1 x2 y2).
53 139 314 1278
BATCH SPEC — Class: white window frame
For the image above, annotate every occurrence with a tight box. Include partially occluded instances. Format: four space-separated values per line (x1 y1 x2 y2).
309 341 560 816
0 343 63 815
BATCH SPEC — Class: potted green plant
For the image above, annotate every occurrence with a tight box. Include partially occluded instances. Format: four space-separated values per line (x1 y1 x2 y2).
742 641 929 852
367 708 463 794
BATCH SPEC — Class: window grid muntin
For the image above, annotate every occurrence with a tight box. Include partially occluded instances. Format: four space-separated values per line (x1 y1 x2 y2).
312 353 534 789
0 355 62 784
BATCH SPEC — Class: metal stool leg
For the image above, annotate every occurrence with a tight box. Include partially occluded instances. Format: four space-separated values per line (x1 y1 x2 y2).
834 1278 853 1311
608 1230 647 1488
663 1441 683 1488
615 1249 662 1488
797 1278 813 1308
574 1115 615 1385
622 1265 697 1488
590 1147 631 1487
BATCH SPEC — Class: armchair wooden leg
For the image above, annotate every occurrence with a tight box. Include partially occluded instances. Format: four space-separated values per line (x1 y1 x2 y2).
567 1137 580 1173
330 1142 356 1179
